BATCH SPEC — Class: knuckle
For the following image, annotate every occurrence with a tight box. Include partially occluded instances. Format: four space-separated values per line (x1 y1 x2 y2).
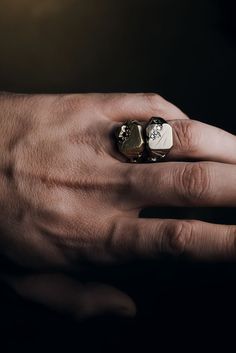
173 119 199 154
54 94 87 115
108 217 140 260
109 164 133 198
106 217 126 260
164 220 195 255
141 92 164 114
120 164 137 194
179 163 212 204
124 165 154 207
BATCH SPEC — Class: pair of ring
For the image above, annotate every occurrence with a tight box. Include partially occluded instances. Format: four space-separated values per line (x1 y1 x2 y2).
115 117 173 163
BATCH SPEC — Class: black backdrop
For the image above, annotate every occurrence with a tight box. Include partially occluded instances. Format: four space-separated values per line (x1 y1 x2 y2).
0 0 236 351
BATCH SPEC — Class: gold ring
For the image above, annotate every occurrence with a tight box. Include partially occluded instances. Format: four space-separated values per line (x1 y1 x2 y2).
115 120 145 163
115 117 173 163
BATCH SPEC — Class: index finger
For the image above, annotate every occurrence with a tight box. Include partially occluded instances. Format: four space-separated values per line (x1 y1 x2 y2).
99 93 189 121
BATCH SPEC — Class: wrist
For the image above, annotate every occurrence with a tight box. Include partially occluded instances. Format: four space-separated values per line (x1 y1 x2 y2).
0 93 29 206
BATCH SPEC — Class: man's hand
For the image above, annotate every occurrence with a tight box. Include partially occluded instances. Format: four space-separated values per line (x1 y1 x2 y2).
1 92 236 319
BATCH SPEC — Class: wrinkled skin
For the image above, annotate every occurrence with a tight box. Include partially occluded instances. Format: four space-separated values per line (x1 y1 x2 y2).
1 92 236 320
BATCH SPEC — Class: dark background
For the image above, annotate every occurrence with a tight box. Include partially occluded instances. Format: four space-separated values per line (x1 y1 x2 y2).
0 0 236 351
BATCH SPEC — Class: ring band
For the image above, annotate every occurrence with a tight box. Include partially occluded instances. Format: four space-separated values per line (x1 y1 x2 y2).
115 117 173 163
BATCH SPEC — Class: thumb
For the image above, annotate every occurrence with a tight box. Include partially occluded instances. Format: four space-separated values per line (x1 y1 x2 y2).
3 273 136 320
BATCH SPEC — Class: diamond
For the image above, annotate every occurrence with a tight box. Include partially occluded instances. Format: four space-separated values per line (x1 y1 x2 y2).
150 128 161 140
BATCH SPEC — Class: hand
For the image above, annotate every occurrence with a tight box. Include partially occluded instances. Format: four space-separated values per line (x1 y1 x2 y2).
1 92 236 319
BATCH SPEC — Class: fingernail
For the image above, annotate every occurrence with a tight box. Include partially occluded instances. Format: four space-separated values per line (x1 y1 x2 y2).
116 304 137 317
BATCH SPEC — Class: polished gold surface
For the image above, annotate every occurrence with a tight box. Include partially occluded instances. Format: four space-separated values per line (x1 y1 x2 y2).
146 117 173 162
115 120 145 162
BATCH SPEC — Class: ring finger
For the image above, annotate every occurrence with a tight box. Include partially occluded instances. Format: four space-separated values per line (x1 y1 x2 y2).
125 161 236 208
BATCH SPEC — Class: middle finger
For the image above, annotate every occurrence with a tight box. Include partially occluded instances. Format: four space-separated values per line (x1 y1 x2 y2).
126 161 236 208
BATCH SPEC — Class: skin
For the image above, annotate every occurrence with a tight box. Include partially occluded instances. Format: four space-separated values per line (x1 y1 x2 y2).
1 92 236 320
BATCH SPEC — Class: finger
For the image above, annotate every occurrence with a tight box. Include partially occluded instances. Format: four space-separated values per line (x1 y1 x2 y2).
167 119 236 164
100 93 188 121
110 217 236 261
127 161 236 208
3 274 136 320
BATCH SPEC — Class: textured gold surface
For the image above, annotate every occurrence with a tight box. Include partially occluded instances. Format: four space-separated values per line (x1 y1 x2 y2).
116 120 145 162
